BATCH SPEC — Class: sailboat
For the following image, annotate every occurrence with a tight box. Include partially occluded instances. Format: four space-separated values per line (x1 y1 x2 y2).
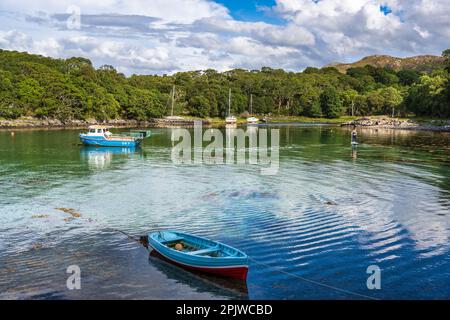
225 88 237 124
165 85 183 120
247 94 259 124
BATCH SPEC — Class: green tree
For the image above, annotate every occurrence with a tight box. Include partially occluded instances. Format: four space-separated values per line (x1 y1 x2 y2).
342 89 358 116
124 87 164 120
381 87 403 117
320 87 343 118
189 95 210 117
0 70 24 119
406 74 448 117
365 90 385 115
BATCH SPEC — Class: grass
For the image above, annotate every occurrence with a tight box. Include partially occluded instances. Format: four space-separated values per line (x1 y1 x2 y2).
404 116 450 126
263 115 359 124
3 115 449 127
203 115 359 125
203 115 448 127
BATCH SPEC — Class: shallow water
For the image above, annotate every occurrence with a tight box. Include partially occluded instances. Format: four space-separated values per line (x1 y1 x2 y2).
0 125 449 299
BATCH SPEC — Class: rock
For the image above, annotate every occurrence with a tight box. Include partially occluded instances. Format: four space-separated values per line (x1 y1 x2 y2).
55 207 81 218
341 117 417 128
31 214 50 219
0 116 214 129
32 243 43 250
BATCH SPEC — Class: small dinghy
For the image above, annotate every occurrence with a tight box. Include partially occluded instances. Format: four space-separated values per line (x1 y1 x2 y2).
146 231 248 280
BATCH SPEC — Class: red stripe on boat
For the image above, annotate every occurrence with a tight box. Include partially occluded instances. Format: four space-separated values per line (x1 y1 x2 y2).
151 249 248 280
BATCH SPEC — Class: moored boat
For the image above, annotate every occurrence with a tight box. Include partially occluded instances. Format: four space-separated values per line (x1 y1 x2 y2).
225 88 238 125
225 116 237 124
79 125 143 147
146 230 249 280
246 94 259 124
246 116 259 124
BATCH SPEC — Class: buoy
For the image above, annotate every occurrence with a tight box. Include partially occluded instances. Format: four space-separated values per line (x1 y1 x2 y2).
175 243 184 251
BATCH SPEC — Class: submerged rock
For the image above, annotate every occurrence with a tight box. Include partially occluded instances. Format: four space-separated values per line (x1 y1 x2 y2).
32 243 43 250
55 207 81 218
31 214 49 219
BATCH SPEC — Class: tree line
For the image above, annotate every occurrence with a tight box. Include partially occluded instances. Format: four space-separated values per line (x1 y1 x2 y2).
0 49 449 122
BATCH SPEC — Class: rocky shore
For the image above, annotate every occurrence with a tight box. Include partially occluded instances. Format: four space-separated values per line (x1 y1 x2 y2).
0 117 211 129
2 116 449 132
341 117 450 132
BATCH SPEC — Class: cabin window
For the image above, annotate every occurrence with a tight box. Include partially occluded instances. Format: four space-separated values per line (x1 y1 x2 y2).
97 129 102 133
89 129 95 133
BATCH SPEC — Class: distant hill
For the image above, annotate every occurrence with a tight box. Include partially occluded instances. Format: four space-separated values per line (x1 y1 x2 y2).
327 54 446 73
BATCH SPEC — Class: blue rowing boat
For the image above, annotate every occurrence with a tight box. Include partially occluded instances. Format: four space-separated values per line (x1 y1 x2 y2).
79 125 143 147
147 231 249 280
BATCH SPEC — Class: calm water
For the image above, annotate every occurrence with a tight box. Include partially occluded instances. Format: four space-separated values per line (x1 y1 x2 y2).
0 125 449 300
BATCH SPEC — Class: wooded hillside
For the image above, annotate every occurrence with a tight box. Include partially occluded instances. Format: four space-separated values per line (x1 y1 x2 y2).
1 49 449 122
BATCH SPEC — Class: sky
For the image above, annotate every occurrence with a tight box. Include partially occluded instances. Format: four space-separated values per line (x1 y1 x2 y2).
0 0 449 75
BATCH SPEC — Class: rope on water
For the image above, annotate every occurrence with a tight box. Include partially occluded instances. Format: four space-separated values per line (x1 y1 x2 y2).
247 256 379 300
109 230 378 300
106 227 150 250
108 228 140 242
109 229 378 300
52 209 377 300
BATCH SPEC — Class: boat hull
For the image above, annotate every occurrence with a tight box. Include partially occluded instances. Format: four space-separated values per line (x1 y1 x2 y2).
147 231 248 280
225 116 237 125
247 117 259 124
151 249 249 280
79 135 142 147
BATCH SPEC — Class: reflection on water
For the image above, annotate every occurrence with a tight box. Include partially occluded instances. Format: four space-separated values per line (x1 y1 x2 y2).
80 147 141 170
0 126 449 299
149 251 248 299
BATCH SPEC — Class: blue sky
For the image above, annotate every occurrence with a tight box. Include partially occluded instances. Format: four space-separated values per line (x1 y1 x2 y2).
214 0 283 23
0 0 448 75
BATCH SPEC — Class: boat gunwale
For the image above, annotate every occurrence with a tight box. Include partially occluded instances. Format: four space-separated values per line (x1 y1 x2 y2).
79 133 142 142
148 230 248 261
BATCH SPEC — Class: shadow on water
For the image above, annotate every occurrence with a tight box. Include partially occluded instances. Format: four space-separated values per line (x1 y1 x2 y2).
148 250 248 300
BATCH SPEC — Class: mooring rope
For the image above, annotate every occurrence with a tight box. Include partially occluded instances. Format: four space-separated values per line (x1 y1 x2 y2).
47 207 378 301
108 229 379 301
246 256 378 300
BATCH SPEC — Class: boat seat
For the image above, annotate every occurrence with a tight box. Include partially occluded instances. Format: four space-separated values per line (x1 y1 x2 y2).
161 237 184 244
188 246 220 256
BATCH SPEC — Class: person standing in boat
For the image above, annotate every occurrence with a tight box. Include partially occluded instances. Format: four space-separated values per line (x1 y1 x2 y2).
351 126 358 144
104 128 112 139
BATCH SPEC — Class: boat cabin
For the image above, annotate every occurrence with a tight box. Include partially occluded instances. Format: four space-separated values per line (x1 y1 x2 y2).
86 125 112 136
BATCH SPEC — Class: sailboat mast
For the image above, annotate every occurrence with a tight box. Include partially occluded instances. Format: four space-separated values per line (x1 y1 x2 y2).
228 88 231 116
171 85 175 117
250 94 253 115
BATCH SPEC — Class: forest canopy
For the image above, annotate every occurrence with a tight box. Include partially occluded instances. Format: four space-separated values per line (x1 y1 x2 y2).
0 49 449 122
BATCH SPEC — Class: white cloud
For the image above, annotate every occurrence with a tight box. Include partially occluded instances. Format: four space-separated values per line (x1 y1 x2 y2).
0 30 32 52
0 0 449 74
0 0 229 24
270 0 450 62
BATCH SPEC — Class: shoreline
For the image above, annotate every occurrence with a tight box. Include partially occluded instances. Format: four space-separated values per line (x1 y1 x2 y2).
340 117 450 132
0 117 212 129
1 116 449 132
